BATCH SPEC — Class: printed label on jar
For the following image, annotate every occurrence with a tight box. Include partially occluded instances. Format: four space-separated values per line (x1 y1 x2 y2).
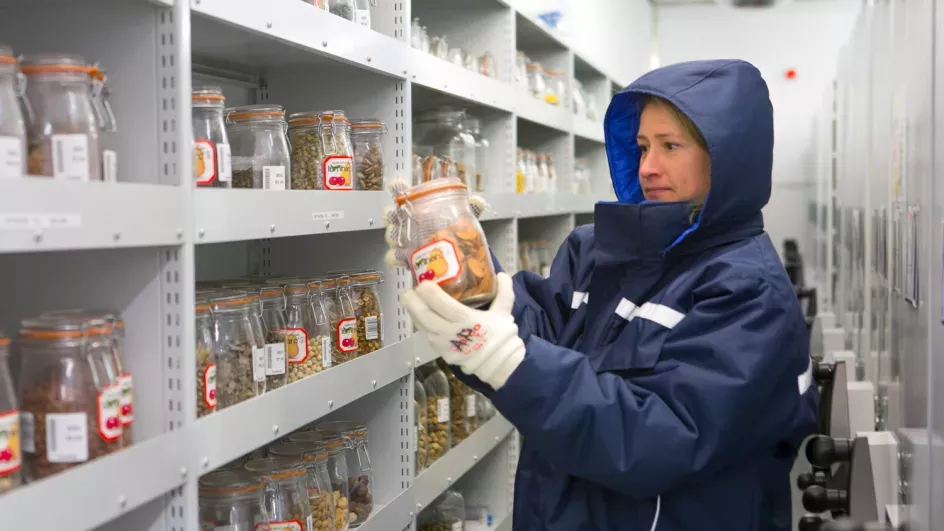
98 384 123 442
466 394 476 418
364 315 379 341
265 343 287 375
117 374 135 425
46 412 89 463
322 336 332 368
194 140 217 185
411 239 463 285
204 364 218 408
323 155 353 190
0 136 23 178
256 520 302 531
355 8 371 27
0 410 21 475
217 143 232 182
263 165 286 191
437 397 450 423
51 133 90 182
337 317 358 353
103 149 118 183
284 328 309 364
252 346 266 383
19 412 34 453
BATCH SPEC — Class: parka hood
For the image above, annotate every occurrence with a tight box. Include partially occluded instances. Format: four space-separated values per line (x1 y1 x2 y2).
603 59 774 250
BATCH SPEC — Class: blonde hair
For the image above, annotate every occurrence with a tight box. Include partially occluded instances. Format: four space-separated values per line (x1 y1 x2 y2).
641 95 709 222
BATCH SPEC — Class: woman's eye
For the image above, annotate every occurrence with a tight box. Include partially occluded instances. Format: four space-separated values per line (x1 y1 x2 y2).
639 145 649 154
665 142 680 151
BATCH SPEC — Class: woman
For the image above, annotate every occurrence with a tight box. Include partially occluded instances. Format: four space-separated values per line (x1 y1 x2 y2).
400 59 817 531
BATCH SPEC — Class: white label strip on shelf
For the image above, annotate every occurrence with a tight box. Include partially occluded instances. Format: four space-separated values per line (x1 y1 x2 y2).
312 210 345 221
0 213 82 230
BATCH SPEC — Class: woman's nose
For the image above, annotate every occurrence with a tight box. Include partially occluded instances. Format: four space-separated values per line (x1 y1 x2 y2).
639 152 661 179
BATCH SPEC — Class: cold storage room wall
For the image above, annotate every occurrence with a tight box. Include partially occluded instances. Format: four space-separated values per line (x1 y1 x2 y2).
655 0 859 260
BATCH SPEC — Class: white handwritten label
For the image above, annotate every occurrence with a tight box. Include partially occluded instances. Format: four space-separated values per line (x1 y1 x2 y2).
0 136 23 178
46 412 89 463
312 211 345 221
263 165 286 191
437 397 449 423
103 149 118 183
252 347 266 382
51 134 90 182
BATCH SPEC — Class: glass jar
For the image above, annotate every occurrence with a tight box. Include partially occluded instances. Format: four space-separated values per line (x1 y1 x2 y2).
348 270 383 356
414 154 444 185
413 109 476 189
391 177 497 307
193 86 232 187
480 52 496 79
574 158 591 194
199 469 269 530
437 359 477 445
329 0 355 22
573 79 587 118
288 110 355 191
317 422 373 525
20 53 106 181
226 104 291 190
289 432 352 531
586 93 599 121
211 294 266 409
18 316 121 481
244 292 283 394
244 457 314 530
283 282 332 383
545 69 565 107
411 19 425 52
419 489 465 531
353 0 373 28
515 52 530 93
461 118 488 193
515 148 527 194
518 242 532 273
546 154 558 195
259 286 290 391
463 52 479 74
322 276 359 365
0 46 27 179
0 335 20 493
419 363 451 464
448 48 464 67
475 391 495 424
430 36 449 61
526 151 540 194
350 119 386 191
414 375 428 474
536 153 550 194
267 442 335 531
196 299 218 418
527 63 546 101
537 240 552 277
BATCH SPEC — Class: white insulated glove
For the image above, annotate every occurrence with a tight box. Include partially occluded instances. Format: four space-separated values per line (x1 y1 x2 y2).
402 272 526 390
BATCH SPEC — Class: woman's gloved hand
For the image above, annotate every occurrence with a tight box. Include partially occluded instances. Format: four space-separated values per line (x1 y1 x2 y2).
382 178 488 268
402 272 526 390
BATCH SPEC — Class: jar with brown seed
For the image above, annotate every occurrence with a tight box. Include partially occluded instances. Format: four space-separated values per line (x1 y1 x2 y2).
321 277 359 365
437 360 477 444
243 457 314 530
268 441 336 531
316 421 373 526
288 110 355 191
289 432 354 530
198 469 268 530
350 118 386 191
0 45 28 179
283 282 333 384
20 53 106 181
418 363 451 464
258 286 290 391
0 335 21 493
18 316 122 481
225 104 291 190
418 489 465 531
210 294 266 409
414 375 428 474
349 270 383 356
196 300 218 418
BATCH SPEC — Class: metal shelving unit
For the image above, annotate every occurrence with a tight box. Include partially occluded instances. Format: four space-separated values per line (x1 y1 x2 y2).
0 0 623 529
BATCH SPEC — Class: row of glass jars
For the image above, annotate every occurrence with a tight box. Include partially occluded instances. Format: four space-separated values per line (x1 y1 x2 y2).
1 310 135 491
412 109 488 193
410 19 497 79
573 79 600 122
515 149 558 195
414 361 495 475
195 271 384 418
199 420 373 530
519 240 553 278
515 52 566 107
304 0 374 29
191 87 386 191
0 46 117 181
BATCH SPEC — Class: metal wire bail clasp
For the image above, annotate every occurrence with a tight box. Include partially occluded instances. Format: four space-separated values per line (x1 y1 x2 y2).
89 64 117 133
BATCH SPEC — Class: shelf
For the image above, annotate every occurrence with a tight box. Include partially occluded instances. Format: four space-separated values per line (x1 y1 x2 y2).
355 486 417 531
193 189 388 244
192 338 414 470
514 92 573 133
414 415 514 511
410 49 514 112
574 116 605 143
0 430 190 531
191 0 409 78
0 180 184 253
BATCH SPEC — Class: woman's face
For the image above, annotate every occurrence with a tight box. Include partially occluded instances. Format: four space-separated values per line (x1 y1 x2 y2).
636 102 711 203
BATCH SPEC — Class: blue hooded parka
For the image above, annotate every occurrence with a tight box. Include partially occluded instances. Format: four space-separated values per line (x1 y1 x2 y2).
460 59 818 530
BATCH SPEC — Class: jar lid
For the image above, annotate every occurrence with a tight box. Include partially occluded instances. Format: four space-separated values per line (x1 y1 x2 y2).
20 53 93 75
209 294 252 311
226 104 286 123
317 420 368 438
243 456 307 479
192 86 225 107
331 269 384 286
284 282 310 298
288 430 346 452
350 119 387 133
199 469 262 495
395 176 467 205
259 286 285 302
269 441 325 462
0 44 15 65
288 110 350 127
19 315 110 340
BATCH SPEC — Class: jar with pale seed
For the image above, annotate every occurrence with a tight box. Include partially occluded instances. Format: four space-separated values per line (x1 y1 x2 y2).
418 363 451 464
317 421 373 525
414 375 428 474
438 359 477 444
267 441 336 531
288 110 355 191
321 276 359 365
348 270 383 356
289 431 354 530
282 282 333 383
